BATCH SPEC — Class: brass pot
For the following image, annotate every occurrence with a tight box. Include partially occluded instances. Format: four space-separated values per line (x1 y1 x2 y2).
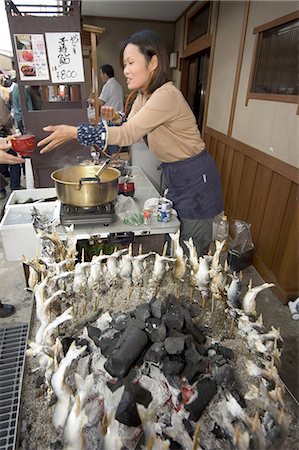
51 165 121 207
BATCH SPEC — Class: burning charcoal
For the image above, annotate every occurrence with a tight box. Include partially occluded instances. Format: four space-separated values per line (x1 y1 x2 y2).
134 303 151 322
164 337 185 355
112 312 130 331
162 355 185 375
104 326 148 378
115 383 152 426
183 360 208 384
144 342 167 363
150 297 166 319
146 318 167 343
185 378 217 421
163 310 184 331
99 334 120 357
107 368 137 392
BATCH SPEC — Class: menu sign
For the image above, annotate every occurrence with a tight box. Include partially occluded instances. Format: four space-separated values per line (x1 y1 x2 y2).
45 32 85 83
14 34 49 81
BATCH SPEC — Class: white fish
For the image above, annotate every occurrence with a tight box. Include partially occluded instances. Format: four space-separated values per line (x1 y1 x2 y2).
170 229 186 280
242 281 275 315
106 248 127 282
164 411 193 450
183 237 199 273
51 340 86 431
88 253 107 290
42 306 73 346
73 262 90 294
119 244 133 282
211 240 225 271
150 253 175 284
35 290 65 345
103 385 124 450
226 272 242 307
132 251 154 286
63 396 87 450
195 255 211 291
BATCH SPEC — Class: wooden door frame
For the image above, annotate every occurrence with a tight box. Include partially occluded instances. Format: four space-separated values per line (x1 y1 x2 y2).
180 1 219 136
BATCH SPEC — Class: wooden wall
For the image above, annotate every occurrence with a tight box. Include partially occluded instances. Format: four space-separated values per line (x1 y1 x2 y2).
204 127 299 303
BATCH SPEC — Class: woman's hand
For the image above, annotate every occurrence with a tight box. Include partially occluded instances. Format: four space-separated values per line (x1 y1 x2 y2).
100 106 120 122
0 139 24 164
37 125 78 154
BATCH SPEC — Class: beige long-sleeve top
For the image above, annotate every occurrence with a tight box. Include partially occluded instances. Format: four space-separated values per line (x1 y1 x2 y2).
108 81 206 163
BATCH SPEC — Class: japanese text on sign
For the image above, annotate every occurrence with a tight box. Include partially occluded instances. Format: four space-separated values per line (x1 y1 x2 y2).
45 32 84 83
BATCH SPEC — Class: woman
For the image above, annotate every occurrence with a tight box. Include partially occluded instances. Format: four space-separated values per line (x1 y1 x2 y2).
38 29 223 255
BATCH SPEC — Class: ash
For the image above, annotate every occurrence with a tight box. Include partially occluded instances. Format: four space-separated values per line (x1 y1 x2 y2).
19 227 296 450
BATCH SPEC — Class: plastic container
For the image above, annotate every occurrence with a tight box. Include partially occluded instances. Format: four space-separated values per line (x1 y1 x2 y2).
216 214 229 250
157 198 173 223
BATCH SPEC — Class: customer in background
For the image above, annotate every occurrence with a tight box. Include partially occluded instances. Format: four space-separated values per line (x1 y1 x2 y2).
98 64 124 155
99 64 124 114
37 29 223 255
11 82 33 134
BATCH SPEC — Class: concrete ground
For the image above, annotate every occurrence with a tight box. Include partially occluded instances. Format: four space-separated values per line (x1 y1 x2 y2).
0 184 298 444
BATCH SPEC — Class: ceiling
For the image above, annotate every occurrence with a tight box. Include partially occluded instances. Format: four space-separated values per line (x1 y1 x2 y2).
81 0 193 22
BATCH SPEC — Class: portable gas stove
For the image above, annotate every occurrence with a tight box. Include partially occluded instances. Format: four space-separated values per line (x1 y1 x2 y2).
60 202 116 226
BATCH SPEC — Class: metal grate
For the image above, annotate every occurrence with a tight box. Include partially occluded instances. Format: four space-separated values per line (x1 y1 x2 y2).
0 325 28 450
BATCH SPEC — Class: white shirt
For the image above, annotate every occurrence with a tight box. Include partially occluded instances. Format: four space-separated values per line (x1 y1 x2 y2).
99 77 124 112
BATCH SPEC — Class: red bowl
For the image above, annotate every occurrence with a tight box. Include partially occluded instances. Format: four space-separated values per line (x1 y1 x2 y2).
11 134 36 156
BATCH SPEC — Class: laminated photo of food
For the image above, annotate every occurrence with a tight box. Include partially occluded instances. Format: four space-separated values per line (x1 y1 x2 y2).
17 50 34 63
20 64 36 77
15 34 32 50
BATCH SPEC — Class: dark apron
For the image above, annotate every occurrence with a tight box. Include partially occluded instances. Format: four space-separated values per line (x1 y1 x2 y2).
161 149 223 220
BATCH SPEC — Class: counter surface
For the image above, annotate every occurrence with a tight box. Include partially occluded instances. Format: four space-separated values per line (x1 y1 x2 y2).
0 166 180 260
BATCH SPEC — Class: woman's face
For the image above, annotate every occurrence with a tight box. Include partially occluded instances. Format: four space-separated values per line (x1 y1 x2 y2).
123 43 157 93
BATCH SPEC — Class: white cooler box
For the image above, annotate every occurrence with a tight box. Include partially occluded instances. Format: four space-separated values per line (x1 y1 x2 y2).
5 188 57 211
0 203 57 261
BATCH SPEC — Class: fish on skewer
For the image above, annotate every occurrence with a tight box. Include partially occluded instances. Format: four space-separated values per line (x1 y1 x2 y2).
106 248 128 284
87 251 107 291
132 244 154 287
242 280 275 315
51 340 87 431
226 272 242 308
170 229 187 281
42 306 73 346
73 262 91 294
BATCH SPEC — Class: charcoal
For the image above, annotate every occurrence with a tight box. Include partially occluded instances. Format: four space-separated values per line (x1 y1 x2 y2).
163 310 184 330
164 337 185 355
134 303 151 322
183 360 208 384
144 342 166 363
184 320 206 344
146 317 162 328
184 342 203 363
148 322 167 343
104 326 148 378
185 378 217 421
216 345 234 360
112 312 130 331
50 441 63 450
107 368 137 392
87 326 102 346
162 356 184 375
212 363 238 390
127 317 146 329
98 334 120 357
35 375 44 388
115 383 152 427
60 336 75 355
150 297 166 319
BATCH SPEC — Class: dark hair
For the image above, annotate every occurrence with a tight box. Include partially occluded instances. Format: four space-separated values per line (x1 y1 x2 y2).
100 64 114 78
120 29 169 95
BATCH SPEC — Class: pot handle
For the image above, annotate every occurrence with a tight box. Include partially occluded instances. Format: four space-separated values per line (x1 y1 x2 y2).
79 176 100 188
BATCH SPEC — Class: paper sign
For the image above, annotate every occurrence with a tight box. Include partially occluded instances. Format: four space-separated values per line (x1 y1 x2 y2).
14 34 49 81
45 32 85 83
